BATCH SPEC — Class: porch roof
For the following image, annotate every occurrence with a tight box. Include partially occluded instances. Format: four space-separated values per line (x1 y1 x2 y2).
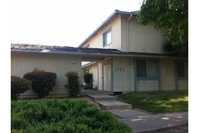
11 44 185 59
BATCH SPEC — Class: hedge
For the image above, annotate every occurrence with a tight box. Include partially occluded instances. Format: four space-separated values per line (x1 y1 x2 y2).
11 99 132 133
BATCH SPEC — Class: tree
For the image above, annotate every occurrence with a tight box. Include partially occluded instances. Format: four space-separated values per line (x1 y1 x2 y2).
138 0 188 56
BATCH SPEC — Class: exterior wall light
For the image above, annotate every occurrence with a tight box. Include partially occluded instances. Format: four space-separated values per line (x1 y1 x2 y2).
72 59 76 64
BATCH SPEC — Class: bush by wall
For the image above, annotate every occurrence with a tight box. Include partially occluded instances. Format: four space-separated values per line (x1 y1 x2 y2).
65 72 80 97
23 72 57 98
83 73 93 90
11 76 32 100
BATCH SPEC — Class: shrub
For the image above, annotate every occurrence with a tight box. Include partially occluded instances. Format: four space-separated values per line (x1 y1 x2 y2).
83 73 93 90
11 76 32 100
65 72 80 97
11 99 132 133
23 72 57 98
32 67 44 72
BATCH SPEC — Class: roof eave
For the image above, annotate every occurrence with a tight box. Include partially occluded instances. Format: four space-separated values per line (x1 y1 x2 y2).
11 49 186 60
78 10 139 48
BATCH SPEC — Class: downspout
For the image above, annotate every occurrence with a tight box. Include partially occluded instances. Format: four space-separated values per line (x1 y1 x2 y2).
127 14 133 91
157 60 161 91
134 59 137 92
174 61 178 91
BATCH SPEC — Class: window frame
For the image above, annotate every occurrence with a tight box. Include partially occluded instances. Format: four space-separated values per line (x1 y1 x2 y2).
103 28 112 47
136 59 159 80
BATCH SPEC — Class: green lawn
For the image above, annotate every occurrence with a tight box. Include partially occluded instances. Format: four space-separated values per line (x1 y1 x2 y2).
11 99 132 133
119 91 188 114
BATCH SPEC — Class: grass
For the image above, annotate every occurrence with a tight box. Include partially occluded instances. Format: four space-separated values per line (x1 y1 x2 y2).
11 99 132 133
119 91 188 114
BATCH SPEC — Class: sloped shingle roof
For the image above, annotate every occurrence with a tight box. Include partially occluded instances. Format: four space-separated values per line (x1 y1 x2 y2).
11 44 182 59
11 43 122 54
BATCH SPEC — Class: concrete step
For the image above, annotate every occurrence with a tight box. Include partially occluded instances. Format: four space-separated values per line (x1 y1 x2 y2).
88 94 117 101
97 101 132 110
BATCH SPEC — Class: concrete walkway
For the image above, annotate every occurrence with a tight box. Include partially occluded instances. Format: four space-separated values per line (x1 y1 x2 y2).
82 90 188 133
110 109 188 133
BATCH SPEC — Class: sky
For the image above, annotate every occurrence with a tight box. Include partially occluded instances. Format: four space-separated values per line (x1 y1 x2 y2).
10 0 142 47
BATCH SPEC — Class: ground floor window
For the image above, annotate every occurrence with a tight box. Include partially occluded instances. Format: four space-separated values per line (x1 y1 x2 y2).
177 61 188 78
136 60 158 79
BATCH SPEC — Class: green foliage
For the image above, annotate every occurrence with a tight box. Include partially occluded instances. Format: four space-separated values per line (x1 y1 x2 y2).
138 0 188 56
11 76 32 100
23 72 57 98
32 67 44 72
119 91 188 113
11 99 132 133
83 73 93 90
65 72 81 97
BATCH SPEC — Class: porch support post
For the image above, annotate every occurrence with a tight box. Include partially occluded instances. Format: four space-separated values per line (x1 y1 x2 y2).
134 59 137 92
157 59 161 91
174 60 178 91
111 58 114 92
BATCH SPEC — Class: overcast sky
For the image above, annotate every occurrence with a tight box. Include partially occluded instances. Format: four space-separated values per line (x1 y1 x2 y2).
10 0 142 47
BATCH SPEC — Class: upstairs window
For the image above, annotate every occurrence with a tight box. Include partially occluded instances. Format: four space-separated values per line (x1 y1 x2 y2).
136 60 158 79
103 28 112 46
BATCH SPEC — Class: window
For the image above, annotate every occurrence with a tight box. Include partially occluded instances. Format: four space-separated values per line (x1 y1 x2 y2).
136 60 158 79
137 60 146 77
177 61 188 78
103 28 112 46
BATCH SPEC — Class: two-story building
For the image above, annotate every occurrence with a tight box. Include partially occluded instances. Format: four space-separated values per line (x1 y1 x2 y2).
11 10 188 98
80 10 188 92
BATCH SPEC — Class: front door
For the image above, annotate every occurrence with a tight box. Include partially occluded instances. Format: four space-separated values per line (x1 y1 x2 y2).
103 60 111 91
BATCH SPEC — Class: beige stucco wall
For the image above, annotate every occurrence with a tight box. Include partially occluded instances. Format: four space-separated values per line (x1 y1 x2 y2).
160 59 176 90
121 16 165 53
112 57 135 92
136 80 159 91
11 53 81 97
178 80 188 90
81 57 187 92
82 16 122 50
82 15 165 54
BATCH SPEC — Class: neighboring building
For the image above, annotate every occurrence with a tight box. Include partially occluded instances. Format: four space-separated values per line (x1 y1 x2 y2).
80 10 188 92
